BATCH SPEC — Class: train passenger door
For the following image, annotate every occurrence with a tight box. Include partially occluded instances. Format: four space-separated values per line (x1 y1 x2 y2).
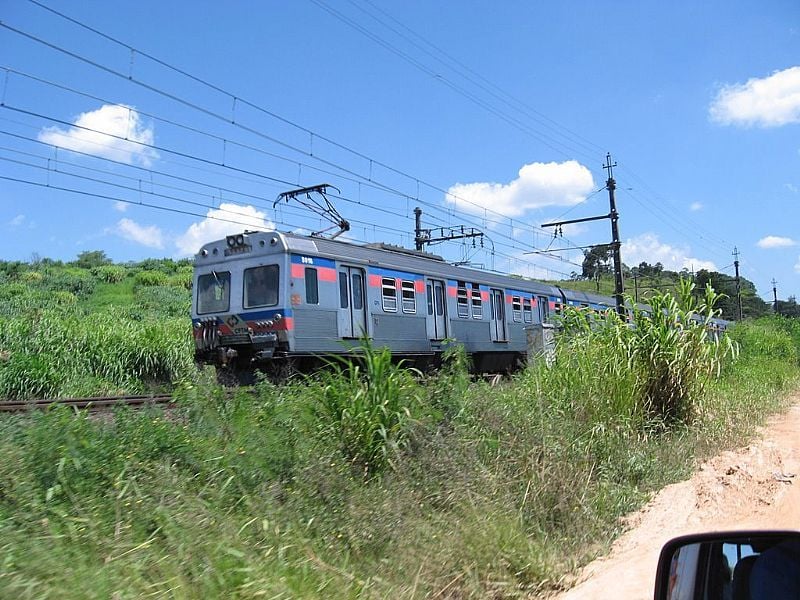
337 266 367 338
489 288 507 342
425 279 447 340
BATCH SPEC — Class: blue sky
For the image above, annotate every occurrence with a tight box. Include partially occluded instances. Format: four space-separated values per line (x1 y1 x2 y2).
1 1 799 303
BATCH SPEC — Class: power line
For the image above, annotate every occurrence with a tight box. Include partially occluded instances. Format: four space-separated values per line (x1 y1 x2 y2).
0 103 583 271
0 14 596 242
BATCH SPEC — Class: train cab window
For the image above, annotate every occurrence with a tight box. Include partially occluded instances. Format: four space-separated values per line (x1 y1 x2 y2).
512 296 522 322
456 282 470 318
382 277 398 312
305 267 319 304
401 281 416 314
243 265 279 308
471 284 483 319
523 298 533 323
339 272 349 309
351 273 364 310
197 271 231 314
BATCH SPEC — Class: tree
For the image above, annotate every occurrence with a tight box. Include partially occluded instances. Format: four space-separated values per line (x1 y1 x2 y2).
73 250 112 269
581 244 612 280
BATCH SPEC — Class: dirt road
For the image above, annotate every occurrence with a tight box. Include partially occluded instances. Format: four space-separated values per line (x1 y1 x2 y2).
553 396 800 600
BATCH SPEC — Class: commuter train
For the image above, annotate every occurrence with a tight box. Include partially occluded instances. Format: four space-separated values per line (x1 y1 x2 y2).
191 230 728 378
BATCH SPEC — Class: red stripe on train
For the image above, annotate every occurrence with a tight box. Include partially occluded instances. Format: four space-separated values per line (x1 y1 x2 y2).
318 267 337 282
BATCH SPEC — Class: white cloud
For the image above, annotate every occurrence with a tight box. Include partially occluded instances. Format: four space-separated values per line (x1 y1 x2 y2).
114 201 129 212
175 203 275 256
757 235 797 249
623 233 716 272
9 214 25 227
785 183 798 193
112 218 164 249
795 257 800 274
38 104 159 167
709 66 800 127
689 202 703 212
445 160 595 218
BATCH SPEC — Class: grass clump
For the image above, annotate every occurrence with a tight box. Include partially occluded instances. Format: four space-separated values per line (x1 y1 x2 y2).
315 340 420 477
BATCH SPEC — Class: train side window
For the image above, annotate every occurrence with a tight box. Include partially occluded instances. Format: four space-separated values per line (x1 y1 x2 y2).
382 277 398 312
523 298 533 323
512 296 522 322
243 265 279 308
471 284 483 319
456 281 470 318
305 267 319 304
401 280 416 314
339 272 348 309
197 271 231 314
351 273 364 310
426 283 433 315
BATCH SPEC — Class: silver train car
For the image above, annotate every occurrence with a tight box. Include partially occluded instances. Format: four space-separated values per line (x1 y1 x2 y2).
191 231 729 378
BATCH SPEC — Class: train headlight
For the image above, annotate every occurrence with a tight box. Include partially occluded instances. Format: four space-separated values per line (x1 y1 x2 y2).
274 313 282 321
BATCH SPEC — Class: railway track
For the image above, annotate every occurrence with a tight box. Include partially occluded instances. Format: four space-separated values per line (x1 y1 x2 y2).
0 393 175 413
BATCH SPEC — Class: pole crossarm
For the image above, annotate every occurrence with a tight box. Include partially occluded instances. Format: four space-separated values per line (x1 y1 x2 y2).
541 213 611 228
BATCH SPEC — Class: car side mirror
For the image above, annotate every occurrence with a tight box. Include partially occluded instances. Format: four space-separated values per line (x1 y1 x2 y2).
654 531 800 600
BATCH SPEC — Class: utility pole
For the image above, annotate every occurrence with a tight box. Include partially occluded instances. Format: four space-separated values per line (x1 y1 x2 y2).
414 207 424 251
733 247 743 321
604 153 624 315
541 153 625 317
772 278 779 314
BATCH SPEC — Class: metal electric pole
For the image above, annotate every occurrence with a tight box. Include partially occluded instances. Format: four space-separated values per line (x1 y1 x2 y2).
772 278 779 314
733 247 743 321
542 153 625 317
604 154 625 315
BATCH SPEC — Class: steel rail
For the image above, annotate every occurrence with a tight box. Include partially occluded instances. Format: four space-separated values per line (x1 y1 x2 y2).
0 394 175 413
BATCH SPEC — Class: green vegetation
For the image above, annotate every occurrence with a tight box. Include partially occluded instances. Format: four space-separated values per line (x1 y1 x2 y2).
0 254 194 399
551 257 773 320
1 257 798 598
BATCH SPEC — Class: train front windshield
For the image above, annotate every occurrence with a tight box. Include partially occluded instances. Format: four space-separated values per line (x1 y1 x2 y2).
197 271 231 314
244 265 279 308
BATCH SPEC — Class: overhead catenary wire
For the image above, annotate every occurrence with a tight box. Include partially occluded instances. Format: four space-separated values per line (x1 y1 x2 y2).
0 17 594 243
8 1 738 271
0 104 584 270
0 140 575 275
0 65 579 249
2 2 607 273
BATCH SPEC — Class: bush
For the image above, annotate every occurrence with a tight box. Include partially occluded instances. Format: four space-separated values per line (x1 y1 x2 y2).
134 270 168 287
92 265 127 283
